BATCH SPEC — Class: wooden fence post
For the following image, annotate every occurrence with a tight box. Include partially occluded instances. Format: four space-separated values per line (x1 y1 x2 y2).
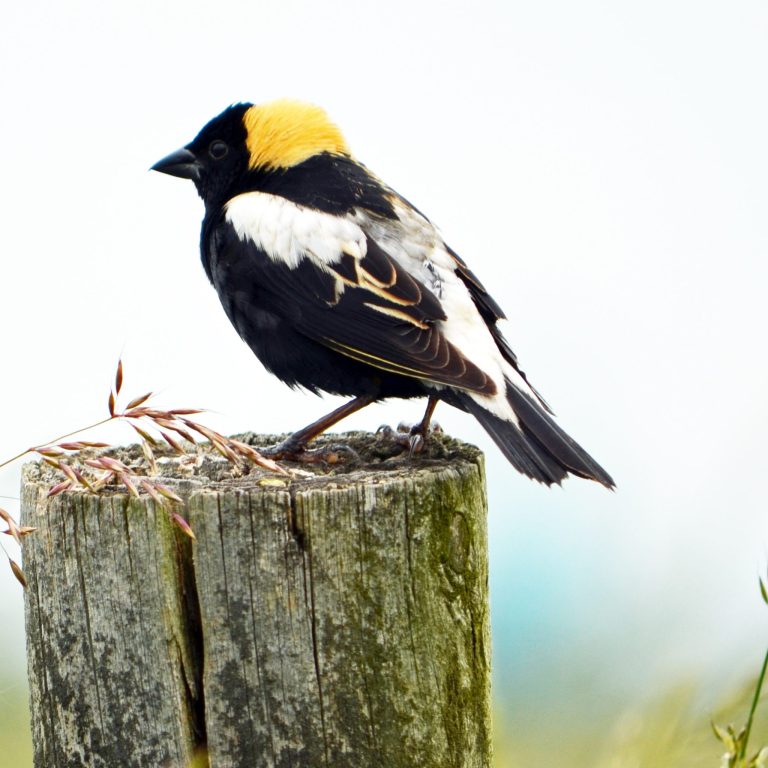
22 434 491 768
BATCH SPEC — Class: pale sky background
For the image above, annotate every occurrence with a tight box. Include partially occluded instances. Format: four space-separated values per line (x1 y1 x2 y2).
1 0 767 745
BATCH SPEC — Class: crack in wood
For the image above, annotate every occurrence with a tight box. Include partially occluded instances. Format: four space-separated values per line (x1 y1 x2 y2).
176 526 209 763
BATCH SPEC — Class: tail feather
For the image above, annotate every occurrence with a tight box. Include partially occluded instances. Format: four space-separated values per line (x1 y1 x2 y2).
455 381 615 489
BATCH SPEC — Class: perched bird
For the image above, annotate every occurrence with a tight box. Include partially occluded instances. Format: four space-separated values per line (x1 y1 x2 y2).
152 100 613 487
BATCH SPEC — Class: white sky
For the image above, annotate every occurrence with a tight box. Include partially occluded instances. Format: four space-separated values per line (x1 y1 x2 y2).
1 0 767 725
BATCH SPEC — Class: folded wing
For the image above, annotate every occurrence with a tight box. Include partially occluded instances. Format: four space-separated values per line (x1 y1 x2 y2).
219 192 497 395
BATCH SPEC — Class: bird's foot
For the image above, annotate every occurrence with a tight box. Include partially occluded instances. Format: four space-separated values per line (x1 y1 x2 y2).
260 439 360 465
257 438 304 461
376 421 442 456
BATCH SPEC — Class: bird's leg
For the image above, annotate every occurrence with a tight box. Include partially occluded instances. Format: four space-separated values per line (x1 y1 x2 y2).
262 394 376 460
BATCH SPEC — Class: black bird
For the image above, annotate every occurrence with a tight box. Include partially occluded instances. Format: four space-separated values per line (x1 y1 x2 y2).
152 99 613 487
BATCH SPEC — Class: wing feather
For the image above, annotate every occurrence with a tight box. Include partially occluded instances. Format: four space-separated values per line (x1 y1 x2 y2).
220 195 496 395
445 245 553 412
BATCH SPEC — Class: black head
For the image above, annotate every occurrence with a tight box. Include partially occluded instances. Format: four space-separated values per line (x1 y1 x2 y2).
151 103 253 209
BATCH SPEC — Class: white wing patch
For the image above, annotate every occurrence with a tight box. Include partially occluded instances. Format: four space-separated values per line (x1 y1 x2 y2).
225 192 366 268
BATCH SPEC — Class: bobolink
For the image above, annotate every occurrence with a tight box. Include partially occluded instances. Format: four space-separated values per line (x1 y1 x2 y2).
152 100 613 487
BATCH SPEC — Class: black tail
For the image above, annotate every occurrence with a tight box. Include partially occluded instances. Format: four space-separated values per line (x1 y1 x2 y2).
455 381 615 488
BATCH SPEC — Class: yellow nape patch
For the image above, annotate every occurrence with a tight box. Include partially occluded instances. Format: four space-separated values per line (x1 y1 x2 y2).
243 100 350 171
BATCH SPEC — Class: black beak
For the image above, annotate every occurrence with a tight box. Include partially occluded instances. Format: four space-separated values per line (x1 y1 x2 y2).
151 147 201 180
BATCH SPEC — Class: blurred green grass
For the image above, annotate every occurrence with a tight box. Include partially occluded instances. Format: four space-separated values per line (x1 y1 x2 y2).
0 675 32 766
493 678 768 767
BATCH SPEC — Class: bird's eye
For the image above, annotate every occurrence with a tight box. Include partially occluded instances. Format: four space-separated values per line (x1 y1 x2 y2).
209 140 229 160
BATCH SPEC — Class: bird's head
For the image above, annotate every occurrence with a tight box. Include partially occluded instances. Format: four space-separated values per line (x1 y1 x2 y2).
151 100 351 208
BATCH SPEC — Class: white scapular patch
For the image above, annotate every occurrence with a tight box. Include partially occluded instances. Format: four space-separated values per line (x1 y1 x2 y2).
225 192 366 269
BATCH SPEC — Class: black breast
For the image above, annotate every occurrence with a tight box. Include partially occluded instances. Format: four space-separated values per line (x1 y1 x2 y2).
200 216 426 400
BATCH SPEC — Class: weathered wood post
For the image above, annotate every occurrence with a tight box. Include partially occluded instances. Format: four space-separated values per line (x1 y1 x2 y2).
22 433 491 768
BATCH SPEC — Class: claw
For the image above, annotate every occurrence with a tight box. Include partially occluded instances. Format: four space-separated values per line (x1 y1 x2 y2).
409 433 425 456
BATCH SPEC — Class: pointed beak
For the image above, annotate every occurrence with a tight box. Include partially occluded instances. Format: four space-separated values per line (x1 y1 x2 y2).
150 147 201 180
